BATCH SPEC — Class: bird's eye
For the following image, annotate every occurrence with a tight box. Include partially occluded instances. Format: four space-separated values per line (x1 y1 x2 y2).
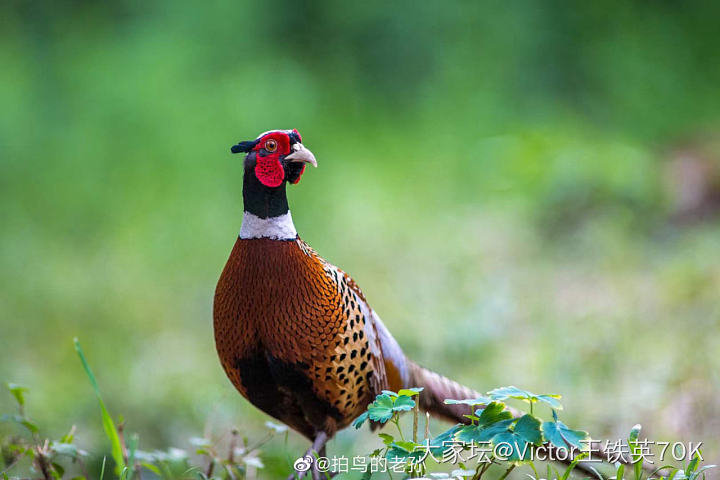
265 139 278 152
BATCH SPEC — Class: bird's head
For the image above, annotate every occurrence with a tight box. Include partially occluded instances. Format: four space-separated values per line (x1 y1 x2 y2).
231 129 317 188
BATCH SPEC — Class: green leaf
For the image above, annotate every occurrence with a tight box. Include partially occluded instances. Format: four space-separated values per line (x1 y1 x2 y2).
616 463 625 480
367 394 395 423
398 387 423 397
140 462 161 475
444 396 491 406
386 441 423 462
560 452 588 480
542 420 589 450
352 411 370 429
537 394 563 410
5 383 27 407
457 418 514 443
514 414 543 446
74 339 126 475
492 431 533 462
392 395 416 412
51 442 88 458
476 402 513 427
378 433 394 445
488 386 563 410
428 424 462 456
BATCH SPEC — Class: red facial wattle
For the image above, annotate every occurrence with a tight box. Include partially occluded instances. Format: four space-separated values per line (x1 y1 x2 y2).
254 153 285 187
251 131 306 187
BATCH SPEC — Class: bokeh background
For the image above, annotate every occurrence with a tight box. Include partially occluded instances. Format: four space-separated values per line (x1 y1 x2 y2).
1 0 719 477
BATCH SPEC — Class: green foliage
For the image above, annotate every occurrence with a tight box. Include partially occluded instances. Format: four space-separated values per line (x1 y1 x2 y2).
352 391 417 428
353 387 716 479
2 365 717 480
0 344 287 480
488 386 563 412
542 411 589 450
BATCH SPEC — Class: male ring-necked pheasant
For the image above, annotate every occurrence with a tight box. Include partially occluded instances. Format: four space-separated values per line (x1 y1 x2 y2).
213 129 628 478
213 129 480 461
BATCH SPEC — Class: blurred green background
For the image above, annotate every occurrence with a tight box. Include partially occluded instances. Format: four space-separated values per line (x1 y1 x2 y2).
1 0 719 476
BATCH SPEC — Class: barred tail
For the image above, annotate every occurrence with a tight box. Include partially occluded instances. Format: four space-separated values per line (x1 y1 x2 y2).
407 361 482 424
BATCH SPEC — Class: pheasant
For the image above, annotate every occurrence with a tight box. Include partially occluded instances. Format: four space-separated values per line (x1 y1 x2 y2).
213 129 481 467
213 129 624 478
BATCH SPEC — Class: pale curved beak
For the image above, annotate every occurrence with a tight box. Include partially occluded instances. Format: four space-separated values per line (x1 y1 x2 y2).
285 143 318 167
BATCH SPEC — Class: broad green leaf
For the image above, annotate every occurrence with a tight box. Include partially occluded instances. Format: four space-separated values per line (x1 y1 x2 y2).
514 414 543 445
456 419 514 443
444 396 491 406
367 394 395 423
492 431 533 462
392 395 416 411
476 402 513 426
488 386 563 410
386 441 423 462
398 388 423 397
542 420 589 450
428 424 462 456
537 394 563 410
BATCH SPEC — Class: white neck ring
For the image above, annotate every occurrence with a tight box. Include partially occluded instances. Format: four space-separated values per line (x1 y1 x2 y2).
239 211 297 240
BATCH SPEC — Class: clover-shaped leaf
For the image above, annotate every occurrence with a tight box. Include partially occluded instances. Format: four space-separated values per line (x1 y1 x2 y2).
398 387 423 397
492 431 534 462
368 394 395 423
476 401 513 427
386 441 423 462
428 424 462 457
514 414 543 446
353 392 418 428
456 418 514 444
393 395 416 412
542 417 589 450
488 386 563 410
444 396 491 406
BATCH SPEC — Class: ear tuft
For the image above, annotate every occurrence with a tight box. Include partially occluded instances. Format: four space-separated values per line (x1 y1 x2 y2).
231 140 258 153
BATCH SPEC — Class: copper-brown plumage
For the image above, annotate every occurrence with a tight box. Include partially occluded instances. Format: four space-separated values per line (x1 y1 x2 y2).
214 234 480 435
214 237 390 437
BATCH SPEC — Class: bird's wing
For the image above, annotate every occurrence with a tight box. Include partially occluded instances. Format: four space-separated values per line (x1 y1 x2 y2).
297 239 393 399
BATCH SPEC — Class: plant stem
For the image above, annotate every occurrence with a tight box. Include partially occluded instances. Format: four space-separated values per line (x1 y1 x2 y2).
498 464 516 480
413 400 418 443
392 416 405 442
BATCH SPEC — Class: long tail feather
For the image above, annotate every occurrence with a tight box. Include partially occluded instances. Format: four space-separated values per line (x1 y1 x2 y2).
407 361 482 424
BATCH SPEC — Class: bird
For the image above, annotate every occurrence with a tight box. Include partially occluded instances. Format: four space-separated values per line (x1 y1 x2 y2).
213 129 483 474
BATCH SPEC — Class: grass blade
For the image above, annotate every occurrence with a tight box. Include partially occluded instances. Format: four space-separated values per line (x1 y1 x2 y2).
74 338 126 475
